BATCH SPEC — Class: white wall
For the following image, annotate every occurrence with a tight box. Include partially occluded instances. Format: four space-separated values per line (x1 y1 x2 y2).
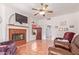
0 4 34 42
33 12 79 40
50 12 79 39
0 4 5 42
5 5 34 42
0 4 79 42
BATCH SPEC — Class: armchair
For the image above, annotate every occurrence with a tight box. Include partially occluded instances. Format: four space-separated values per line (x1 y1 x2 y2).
48 35 79 55
54 32 75 50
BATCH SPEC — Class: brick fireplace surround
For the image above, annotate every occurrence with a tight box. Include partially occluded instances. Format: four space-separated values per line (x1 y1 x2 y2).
9 29 27 46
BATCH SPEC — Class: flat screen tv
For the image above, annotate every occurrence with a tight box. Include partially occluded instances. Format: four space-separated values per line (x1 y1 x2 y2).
15 13 28 24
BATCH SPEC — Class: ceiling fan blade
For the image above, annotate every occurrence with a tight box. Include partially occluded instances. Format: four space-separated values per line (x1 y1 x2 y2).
41 3 44 6
32 8 38 10
47 11 53 13
34 13 39 16
45 4 48 9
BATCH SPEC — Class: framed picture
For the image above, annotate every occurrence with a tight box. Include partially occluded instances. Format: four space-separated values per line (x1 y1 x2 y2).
69 25 74 28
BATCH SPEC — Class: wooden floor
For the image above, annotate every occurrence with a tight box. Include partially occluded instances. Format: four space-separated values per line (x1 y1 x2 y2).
16 40 54 55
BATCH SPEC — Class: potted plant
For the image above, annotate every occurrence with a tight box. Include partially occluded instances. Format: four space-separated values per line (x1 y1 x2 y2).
32 29 36 40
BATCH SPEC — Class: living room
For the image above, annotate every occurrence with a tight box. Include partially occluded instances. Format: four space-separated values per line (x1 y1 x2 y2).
0 3 79 55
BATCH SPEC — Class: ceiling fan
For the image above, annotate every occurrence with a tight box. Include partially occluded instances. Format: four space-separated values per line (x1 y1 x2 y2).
32 3 53 16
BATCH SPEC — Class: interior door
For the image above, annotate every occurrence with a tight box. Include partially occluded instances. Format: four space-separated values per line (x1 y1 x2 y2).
36 28 42 40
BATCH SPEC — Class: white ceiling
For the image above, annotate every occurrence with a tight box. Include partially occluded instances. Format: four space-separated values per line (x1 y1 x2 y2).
5 3 79 19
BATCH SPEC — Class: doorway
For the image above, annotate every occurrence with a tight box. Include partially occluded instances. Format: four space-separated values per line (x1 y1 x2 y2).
32 27 42 40
32 22 42 40
46 25 52 40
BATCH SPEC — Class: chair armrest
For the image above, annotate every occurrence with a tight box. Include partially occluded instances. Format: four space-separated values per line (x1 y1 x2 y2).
70 43 79 54
0 45 8 55
55 42 70 50
54 39 70 50
0 45 7 52
48 47 72 55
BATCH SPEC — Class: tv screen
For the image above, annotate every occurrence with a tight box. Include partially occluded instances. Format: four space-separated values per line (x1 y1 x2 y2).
15 13 28 24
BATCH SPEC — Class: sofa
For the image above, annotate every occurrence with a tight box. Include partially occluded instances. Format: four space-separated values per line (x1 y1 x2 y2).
0 40 17 55
48 35 79 55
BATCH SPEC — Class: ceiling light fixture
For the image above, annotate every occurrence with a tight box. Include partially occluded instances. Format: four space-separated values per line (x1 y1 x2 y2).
32 3 53 16
39 11 45 15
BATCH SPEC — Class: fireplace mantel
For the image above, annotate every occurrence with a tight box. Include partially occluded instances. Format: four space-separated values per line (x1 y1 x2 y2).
8 24 29 28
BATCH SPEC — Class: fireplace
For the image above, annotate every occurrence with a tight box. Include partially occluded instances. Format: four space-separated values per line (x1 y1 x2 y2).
12 33 25 41
9 29 26 46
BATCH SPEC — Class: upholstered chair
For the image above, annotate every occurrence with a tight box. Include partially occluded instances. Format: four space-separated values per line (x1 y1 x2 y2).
48 35 79 55
54 32 75 50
